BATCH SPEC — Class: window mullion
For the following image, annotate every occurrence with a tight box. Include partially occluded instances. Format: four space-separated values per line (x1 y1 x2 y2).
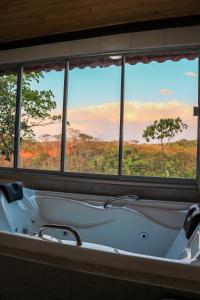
197 57 200 189
118 53 125 177
14 65 23 169
60 60 69 173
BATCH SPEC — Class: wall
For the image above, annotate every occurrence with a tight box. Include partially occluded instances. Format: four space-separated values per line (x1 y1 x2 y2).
0 253 199 300
0 25 200 64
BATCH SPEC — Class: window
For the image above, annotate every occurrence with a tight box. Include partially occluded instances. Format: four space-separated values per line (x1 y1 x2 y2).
66 55 121 174
123 56 198 178
0 49 199 183
20 62 65 170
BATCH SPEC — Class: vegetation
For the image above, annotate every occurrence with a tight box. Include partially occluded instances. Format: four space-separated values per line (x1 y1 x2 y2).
7 137 194 178
123 139 196 178
142 117 191 177
143 118 188 154
0 73 61 162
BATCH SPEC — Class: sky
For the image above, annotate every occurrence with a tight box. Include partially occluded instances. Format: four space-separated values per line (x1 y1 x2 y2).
30 58 198 143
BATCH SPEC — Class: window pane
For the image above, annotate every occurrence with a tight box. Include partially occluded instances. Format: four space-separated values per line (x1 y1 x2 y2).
20 62 65 170
123 56 198 178
0 67 18 167
66 55 121 174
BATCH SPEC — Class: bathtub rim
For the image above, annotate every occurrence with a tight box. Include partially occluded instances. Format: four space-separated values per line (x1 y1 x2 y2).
0 231 199 294
27 188 193 210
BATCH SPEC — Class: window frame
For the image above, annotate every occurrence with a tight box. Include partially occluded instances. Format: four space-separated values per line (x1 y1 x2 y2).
0 47 199 189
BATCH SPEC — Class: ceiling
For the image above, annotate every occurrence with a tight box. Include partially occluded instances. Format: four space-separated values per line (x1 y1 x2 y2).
0 0 200 45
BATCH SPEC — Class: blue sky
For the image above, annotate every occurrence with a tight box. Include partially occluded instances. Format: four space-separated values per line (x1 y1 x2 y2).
31 58 198 107
125 59 198 104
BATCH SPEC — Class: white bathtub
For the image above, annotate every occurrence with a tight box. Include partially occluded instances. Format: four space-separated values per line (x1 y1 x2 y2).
0 187 199 261
0 188 200 299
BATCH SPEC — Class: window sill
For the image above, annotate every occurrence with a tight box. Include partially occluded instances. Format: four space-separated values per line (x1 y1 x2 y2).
0 167 198 202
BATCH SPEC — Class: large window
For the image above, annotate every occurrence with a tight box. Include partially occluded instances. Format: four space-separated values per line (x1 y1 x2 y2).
0 50 199 183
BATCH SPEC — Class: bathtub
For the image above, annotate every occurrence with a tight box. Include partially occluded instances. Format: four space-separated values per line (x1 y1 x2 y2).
0 183 200 294
0 186 198 260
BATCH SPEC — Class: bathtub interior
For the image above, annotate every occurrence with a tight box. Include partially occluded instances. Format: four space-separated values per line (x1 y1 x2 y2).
0 187 199 261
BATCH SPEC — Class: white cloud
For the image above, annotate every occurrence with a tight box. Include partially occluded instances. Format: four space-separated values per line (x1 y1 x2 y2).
33 100 196 142
124 100 193 123
160 89 174 95
68 100 195 141
184 72 198 78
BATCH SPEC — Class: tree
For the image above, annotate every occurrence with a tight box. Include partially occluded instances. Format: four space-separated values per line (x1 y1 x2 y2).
0 72 61 161
68 128 94 142
143 117 188 153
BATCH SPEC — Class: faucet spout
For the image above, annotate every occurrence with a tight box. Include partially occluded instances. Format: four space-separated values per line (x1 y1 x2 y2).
104 194 139 209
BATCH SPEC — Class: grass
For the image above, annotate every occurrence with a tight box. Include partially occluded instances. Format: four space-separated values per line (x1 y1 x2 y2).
0 139 195 179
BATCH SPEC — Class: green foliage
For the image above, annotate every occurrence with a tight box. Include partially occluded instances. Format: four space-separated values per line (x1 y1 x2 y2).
143 117 188 153
0 74 17 160
122 140 196 178
0 72 60 161
15 138 196 178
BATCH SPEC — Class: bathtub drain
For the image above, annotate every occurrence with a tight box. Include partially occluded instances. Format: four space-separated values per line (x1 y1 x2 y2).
140 232 148 240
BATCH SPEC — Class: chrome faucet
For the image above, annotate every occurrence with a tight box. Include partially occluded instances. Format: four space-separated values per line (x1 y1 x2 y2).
104 194 139 209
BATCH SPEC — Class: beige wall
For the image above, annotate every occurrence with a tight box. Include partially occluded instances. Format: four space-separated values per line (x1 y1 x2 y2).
0 25 200 65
